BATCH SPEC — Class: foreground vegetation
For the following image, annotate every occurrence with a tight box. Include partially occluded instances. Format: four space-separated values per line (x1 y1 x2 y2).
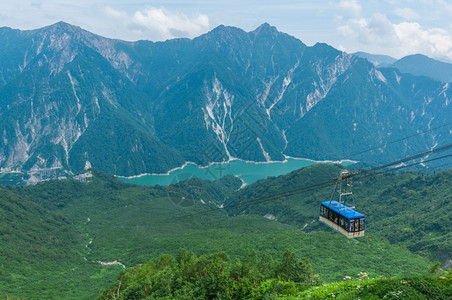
226 164 452 265
100 249 451 299
298 272 451 299
0 165 451 298
100 249 320 299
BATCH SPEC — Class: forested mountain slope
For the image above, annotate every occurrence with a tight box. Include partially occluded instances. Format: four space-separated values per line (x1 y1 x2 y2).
226 164 452 266
0 22 451 180
0 165 451 298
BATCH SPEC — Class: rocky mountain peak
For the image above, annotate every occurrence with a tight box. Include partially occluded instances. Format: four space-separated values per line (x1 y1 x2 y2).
44 21 81 32
252 22 278 35
0 22 450 180
203 24 246 41
36 21 89 42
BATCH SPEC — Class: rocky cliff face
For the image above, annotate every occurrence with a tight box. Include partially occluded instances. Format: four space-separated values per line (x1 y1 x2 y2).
0 22 450 180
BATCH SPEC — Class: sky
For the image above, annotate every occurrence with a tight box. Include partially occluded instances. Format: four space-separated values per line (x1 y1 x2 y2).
1 0 452 62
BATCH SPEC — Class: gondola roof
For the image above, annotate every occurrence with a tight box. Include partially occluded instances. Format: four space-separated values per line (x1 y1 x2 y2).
321 201 364 219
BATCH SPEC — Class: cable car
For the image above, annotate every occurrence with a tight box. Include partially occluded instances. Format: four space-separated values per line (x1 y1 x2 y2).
319 171 365 238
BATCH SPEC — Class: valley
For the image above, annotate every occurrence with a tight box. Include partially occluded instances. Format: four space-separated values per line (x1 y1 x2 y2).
0 21 451 299
118 157 355 186
0 23 451 180
0 165 451 298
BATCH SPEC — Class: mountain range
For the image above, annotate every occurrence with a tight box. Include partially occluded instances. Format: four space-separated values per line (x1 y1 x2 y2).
0 22 451 179
1 166 450 298
354 51 452 83
352 51 397 67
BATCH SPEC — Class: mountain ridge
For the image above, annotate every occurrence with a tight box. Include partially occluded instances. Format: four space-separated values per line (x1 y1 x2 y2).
1 165 449 298
354 51 452 83
0 22 451 181
390 53 452 83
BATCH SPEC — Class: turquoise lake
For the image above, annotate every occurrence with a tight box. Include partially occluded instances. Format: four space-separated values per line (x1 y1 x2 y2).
118 158 354 186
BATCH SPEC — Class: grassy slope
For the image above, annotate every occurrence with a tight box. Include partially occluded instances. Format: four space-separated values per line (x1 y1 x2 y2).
226 164 452 265
355 171 452 263
296 274 452 299
0 167 449 298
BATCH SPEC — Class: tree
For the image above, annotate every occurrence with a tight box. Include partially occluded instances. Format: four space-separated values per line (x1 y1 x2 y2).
277 249 320 284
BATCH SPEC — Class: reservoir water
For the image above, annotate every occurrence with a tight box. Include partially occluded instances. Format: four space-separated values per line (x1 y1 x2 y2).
118 158 353 186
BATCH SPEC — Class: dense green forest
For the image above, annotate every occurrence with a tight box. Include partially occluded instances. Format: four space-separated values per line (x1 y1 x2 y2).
100 249 451 299
226 164 452 264
0 165 451 298
99 249 321 299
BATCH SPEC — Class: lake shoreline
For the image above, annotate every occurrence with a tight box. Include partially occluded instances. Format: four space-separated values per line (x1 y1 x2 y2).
116 156 357 180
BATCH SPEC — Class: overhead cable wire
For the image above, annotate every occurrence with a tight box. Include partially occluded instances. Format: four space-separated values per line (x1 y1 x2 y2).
424 162 452 171
170 143 452 221
346 121 452 159
357 142 452 175
228 152 452 214
169 179 334 221
355 153 452 180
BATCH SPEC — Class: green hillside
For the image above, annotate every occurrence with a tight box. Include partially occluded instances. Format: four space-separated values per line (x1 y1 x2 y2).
225 164 452 266
99 250 451 299
390 54 452 83
297 273 451 299
0 165 451 298
1 23 451 178
98 249 321 299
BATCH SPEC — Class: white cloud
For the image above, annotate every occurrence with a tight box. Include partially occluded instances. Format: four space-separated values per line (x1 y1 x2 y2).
336 44 347 52
337 14 395 45
337 13 452 60
337 0 361 17
438 0 452 14
30 2 42 9
103 6 126 19
394 8 419 20
394 22 452 58
103 6 210 41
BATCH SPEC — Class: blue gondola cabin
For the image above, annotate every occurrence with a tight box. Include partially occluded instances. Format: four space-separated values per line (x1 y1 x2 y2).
319 201 365 238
